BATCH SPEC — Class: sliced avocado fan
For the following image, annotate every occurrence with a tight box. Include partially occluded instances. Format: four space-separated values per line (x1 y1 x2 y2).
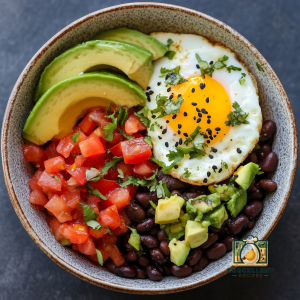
24 72 146 145
34 40 153 101
93 27 168 60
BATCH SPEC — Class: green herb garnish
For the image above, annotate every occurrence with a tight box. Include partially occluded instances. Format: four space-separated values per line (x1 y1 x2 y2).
81 204 98 222
95 249 104 266
239 73 246 85
165 51 176 60
225 101 249 127
256 62 264 72
134 106 150 127
144 136 152 148
151 94 184 118
183 168 192 178
51 175 60 182
86 183 107 200
71 132 80 143
118 128 134 140
160 66 187 86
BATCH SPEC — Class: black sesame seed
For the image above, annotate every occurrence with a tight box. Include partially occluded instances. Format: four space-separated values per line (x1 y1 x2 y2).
169 94 174 100
203 178 208 183
237 148 242 154
198 113 202 118
166 120 170 123
209 136 213 140
196 64 200 69
162 129 167 134
147 97 151 102
197 118 201 123
204 135 208 138
160 126 163 129
218 168 223 173
178 94 182 97
205 97 209 103
206 140 210 144
215 127 221 131
174 165 179 169
212 148 217 153
200 83 206 90
191 88 195 93
234 174 239 178
167 87 171 92
193 116 196 121
212 165 217 170
196 108 200 112
172 114 177 119
175 142 179 147
184 112 188 117
157 82 161 86
209 155 213 159
178 130 181 134
178 124 182 129
179 138 183 145
158 136 162 139
207 119 211 124
206 129 212 135
207 172 211 177
183 133 188 137
209 61 214 65
165 142 169 147
201 108 208 114
191 102 197 106
147 86 151 90
151 115 156 119
207 115 211 118
213 135 216 138
148 90 154 95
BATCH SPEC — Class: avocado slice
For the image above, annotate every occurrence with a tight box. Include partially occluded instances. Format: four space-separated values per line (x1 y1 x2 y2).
226 190 247 218
169 238 190 266
234 162 261 190
193 193 221 214
208 184 238 201
23 72 146 145
185 220 208 248
155 195 185 224
202 204 228 229
34 40 153 101
93 27 168 60
60 238 71 246
128 227 141 251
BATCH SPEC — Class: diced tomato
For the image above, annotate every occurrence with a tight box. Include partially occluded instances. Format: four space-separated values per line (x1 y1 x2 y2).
89 227 106 239
98 205 120 230
67 176 80 187
95 246 110 262
133 132 143 139
101 233 118 245
45 141 59 159
104 167 119 180
109 244 125 267
60 187 81 209
65 154 75 165
56 133 75 158
79 115 96 135
44 156 65 172
71 132 87 155
113 210 130 235
126 185 137 198
28 190 48 208
79 134 105 159
72 244 79 251
88 155 105 169
125 115 147 135
127 107 135 118
77 236 96 255
67 164 87 185
28 169 44 192
23 144 45 163
121 137 151 164
116 161 134 177
88 110 107 127
110 142 123 157
45 194 72 223
89 179 120 197
38 171 63 192
59 223 89 244
106 188 130 210
74 155 85 167
47 216 65 241
133 160 158 177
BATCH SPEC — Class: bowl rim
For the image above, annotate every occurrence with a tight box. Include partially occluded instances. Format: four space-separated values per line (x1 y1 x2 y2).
1 2 298 294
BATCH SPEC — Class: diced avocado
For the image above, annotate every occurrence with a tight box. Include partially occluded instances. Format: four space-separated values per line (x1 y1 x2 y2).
23 72 146 145
226 190 247 218
155 195 185 224
202 204 228 228
180 213 193 226
170 222 185 233
34 40 153 100
60 238 71 246
93 27 168 60
234 163 261 190
208 184 238 201
128 227 140 251
193 193 221 214
169 238 190 266
185 220 208 248
164 225 185 241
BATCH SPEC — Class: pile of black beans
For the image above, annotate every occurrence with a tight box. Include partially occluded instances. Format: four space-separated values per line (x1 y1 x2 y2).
104 120 278 280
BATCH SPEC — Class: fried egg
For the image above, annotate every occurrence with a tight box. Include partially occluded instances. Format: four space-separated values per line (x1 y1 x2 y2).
146 33 262 185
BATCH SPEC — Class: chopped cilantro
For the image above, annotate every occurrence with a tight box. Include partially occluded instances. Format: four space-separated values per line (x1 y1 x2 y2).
166 38 173 48
127 227 141 251
118 128 134 140
95 249 104 266
226 65 242 73
144 136 152 148
149 201 157 210
86 183 107 200
254 144 260 150
184 126 201 145
165 51 176 60
81 204 98 222
156 181 171 198
183 168 191 178
196 54 229 78
51 175 60 182
36 164 40 168
239 73 246 85
150 121 160 131
86 220 113 235
225 101 249 127
221 160 228 169
71 132 80 143
102 122 117 141
151 94 184 118
117 168 125 179
256 62 264 72
134 106 150 127
117 106 128 125
86 167 101 182
73 153 77 158
149 157 167 169
101 157 124 176
159 66 187 86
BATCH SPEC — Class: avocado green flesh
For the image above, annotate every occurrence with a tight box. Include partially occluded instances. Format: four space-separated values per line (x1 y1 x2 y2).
34 40 153 101
169 238 190 266
93 27 168 60
23 72 146 145
235 162 260 190
227 191 247 218
202 204 228 229
185 220 208 248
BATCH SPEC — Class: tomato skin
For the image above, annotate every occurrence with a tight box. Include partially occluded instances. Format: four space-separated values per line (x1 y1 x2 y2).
77 236 96 255
44 156 65 172
133 160 158 177
116 161 134 177
110 142 123 157
113 210 130 235
124 115 147 135
98 205 121 230
29 190 48 207
23 144 45 162
59 223 89 244
79 115 96 135
71 132 87 155
89 179 120 197
56 133 75 158
28 169 44 192
121 137 151 164
104 167 119 180
45 141 59 159
102 188 130 210
89 227 106 239
60 187 81 209
79 135 105 159
107 130 123 144
67 164 87 185
88 110 107 127
47 216 65 241
44 194 72 223
109 244 125 267
38 171 63 192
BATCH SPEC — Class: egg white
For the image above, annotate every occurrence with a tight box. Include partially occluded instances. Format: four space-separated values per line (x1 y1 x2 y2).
146 33 262 185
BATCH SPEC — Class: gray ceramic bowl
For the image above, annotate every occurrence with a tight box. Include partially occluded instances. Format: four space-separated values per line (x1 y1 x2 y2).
1 2 298 294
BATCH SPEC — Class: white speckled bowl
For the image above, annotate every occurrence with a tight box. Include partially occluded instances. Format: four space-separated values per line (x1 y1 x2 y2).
1 3 298 294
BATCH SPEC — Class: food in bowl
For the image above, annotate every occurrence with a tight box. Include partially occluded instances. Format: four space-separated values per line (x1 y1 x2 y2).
22 28 278 280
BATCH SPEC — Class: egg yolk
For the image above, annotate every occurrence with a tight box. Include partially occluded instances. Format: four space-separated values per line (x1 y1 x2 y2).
164 76 231 145
245 249 256 261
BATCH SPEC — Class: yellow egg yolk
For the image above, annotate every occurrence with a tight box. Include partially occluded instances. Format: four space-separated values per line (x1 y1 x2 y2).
245 249 256 261
164 76 231 145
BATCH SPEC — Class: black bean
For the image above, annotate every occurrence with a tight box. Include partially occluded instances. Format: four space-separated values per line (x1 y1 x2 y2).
159 241 170 256
105 259 118 274
182 192 202 201
228 215 249 235
150 248 165 265
247 180 258 193
246 151 258 164
138 256 150 268
245 201 263 218
260 152 278 173
257 144 272 160
260 120 276 142
222 236 238 251
157 170 165 181
206 243 227 260
258 179 277 192
192 256 210 272
116 265 137 278
125 251 139 264
136 218 154 233
248 189 265 200
187 247 203 266
149 227 159 236
146 265 163 281
163 265 172 276
171 264 192 277
150 191 159 203
201 233 219 249
146 207 155 217
134 192 151 208
162 175 185 191
210 226 222 233
133 265 147 279
171 190 183 197
124 200 145 222
157 229 168 241
140 235 159 249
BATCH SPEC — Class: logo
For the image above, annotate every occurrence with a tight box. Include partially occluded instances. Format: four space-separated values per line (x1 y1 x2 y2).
232 235 268 267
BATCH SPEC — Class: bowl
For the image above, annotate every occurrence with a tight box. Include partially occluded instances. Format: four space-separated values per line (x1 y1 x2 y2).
1 2 298 294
